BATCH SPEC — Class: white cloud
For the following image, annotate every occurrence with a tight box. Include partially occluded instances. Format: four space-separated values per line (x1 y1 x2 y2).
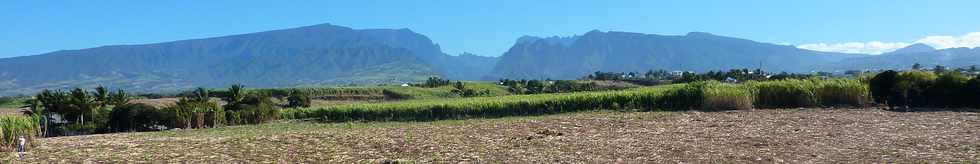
797 42 910 55
915 32 980 49
797 32 980 55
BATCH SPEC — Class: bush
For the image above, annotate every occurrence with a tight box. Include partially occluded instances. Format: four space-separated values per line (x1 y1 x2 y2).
226 103 279 125
925 72 970 107
868 70 980 109
420 76 451 88
286 93 312 108
895 71 937 107
965 77 980 108
870 70 899 107
225 93 280 125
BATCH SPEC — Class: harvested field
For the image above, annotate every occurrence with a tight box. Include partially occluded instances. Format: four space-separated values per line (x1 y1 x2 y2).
0 108 21 116
3 108 979 163
128 98 181 108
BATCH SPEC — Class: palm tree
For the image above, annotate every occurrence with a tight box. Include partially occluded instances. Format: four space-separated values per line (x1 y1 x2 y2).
108 89 130 106
193 87 210 103
69 88 95 124
224 84 245 105
93 85 109 108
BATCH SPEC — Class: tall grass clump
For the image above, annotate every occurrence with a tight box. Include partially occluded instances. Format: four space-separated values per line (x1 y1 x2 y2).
1 115 38 152
658 81 752 111
746 79 818 108
815 79 869 107
698 82 753 110
747 79 868 108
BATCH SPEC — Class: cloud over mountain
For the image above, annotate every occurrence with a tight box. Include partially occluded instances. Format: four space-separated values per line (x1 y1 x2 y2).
797 42 910 55
797 32 980 54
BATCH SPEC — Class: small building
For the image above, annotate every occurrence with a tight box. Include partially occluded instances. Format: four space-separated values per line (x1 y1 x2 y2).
670 71 685 77
724 77 738 83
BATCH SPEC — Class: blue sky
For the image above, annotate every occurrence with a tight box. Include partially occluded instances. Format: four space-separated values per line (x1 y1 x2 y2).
2 0 979 58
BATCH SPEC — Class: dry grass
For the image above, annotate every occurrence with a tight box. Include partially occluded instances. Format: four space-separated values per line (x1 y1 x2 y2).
128 98 181 108
0 108 21 116
3 109 979 163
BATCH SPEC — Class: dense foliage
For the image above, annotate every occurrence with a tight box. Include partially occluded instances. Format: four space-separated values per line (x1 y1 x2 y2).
419 76 452 88
286 92 313 108
870 70 980 109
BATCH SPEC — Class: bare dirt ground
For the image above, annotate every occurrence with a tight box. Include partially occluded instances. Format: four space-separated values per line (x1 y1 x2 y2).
3 108 979 163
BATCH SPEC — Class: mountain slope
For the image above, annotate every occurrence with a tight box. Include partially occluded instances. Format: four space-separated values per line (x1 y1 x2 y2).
488 31 863 79
0 23 491 96
887 43 937 55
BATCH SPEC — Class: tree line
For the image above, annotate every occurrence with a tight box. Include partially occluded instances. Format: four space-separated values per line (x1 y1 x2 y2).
869 70 980 110
20 84 311 136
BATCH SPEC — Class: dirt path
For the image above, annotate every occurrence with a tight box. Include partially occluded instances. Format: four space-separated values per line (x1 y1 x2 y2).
3 108 979 163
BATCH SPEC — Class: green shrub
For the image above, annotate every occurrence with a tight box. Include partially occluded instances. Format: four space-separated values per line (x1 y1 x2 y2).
868 70 980 109
965 77 980 108
870 70 900 107
228 103 279 125
895 71 938 107
926 72 970 107
286 93 312 108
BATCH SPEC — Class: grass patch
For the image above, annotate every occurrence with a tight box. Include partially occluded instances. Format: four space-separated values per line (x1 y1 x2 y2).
280 84 684 122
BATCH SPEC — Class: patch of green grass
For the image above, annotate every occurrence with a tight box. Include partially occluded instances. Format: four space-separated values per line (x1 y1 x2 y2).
0 96 28 108
280 84 686 122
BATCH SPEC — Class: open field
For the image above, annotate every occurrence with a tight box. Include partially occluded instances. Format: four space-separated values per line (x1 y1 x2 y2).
3 108 978 163
0 108 21 116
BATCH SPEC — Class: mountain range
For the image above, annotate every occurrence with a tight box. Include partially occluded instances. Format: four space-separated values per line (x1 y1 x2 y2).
1 23 978 96
488 31 863 79
820 43 980 71
0 23 494 95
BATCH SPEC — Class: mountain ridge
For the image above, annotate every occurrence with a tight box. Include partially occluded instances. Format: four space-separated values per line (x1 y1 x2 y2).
0 23 495 96
488 30 865 80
